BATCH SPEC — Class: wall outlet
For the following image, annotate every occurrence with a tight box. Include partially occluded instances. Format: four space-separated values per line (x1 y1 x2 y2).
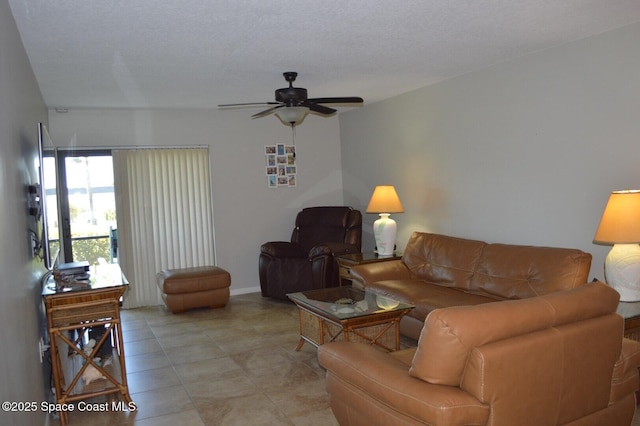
38 337 49 363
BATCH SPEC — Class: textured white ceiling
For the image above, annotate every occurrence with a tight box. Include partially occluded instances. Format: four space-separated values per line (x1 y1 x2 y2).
7 0 640 111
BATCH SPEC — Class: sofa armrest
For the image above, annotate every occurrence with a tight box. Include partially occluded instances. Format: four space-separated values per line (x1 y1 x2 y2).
349 260 411 289
318 342 489 425
260 241 307 258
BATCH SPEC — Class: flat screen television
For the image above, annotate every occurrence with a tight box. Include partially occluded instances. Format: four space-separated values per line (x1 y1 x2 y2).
36 122 57 270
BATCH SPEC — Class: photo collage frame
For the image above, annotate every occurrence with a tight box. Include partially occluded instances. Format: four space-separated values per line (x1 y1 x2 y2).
265 144 296 187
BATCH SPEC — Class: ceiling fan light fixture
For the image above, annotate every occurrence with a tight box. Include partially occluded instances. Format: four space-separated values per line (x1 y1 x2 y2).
219 72 363 126
275 106 309 127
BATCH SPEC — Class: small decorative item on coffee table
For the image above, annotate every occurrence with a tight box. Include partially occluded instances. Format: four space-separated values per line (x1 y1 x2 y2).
287 286 413 352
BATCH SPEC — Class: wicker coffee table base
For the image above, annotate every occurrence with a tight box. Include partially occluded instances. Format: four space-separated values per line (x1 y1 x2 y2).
293 305 409 352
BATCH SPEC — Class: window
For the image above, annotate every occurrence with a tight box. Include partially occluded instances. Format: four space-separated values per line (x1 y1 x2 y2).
48 150 117 264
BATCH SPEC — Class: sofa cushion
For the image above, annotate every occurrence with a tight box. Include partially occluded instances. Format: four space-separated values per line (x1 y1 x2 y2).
409 282 619 386
318 342 490 425
367 279 499 323
402 232 485 290
470 243 593 299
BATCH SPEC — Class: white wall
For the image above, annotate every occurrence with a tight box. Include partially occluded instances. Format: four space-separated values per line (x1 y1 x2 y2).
49 108 344 294
0 0 49 423
341 22 640 281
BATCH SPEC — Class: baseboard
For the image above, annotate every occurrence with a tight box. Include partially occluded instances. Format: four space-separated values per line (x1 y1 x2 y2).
230 286 261 296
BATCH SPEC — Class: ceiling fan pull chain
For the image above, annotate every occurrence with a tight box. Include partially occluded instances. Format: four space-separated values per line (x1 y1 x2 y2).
291 124 296 159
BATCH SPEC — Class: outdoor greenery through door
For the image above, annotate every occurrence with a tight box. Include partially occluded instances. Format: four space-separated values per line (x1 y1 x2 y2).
43 149 117 265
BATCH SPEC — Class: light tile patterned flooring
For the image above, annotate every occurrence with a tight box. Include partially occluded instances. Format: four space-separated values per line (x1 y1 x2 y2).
47 292 640 425
49 292 344 425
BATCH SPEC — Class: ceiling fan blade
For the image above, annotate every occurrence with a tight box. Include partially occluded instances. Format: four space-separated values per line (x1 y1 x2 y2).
218 102 280 108
307 97 364 104
251 105 284 119
306 103 337 115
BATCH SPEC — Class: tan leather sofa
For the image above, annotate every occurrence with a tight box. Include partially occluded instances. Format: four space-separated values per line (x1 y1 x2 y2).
318 282 640 425
350 232 592 339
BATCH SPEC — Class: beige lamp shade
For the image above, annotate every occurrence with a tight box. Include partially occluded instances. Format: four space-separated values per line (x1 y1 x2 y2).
594 190 640 244
366 186 404 214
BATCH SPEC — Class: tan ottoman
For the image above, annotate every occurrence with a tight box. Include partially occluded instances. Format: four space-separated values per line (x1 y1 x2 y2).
156 266 231 314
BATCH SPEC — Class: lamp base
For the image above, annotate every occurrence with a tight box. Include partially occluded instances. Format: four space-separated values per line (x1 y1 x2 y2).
373 213 396 256
604 244 640 302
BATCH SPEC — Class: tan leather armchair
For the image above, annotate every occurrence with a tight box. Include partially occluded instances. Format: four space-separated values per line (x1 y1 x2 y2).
318 282 640 425
259 206 362 300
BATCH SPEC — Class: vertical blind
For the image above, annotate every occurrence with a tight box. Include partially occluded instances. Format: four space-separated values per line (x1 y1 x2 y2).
112 148 215 307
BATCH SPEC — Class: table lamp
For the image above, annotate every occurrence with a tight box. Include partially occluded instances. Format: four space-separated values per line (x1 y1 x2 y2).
366 185 404 256
593 189 640 301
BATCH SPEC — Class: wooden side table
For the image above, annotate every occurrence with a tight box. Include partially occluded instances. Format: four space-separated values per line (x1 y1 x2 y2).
336 252 402 286
617 301 640 341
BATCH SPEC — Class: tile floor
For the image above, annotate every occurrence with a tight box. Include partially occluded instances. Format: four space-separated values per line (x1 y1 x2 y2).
49 292 350 425
46 292 640 426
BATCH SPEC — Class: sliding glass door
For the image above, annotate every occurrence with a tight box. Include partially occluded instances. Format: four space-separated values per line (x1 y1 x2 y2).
54 150 117 264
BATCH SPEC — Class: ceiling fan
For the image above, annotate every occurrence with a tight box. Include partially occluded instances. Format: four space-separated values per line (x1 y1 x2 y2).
218 72 364 127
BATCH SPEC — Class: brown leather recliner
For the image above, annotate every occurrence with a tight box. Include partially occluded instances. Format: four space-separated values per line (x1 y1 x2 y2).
318 282 640 425
259 206 362 300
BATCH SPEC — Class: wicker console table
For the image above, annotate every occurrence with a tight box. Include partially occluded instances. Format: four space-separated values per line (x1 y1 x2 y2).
42 265 132 425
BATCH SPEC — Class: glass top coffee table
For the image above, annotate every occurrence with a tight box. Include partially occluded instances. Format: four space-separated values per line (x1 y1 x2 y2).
287 286 414 352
